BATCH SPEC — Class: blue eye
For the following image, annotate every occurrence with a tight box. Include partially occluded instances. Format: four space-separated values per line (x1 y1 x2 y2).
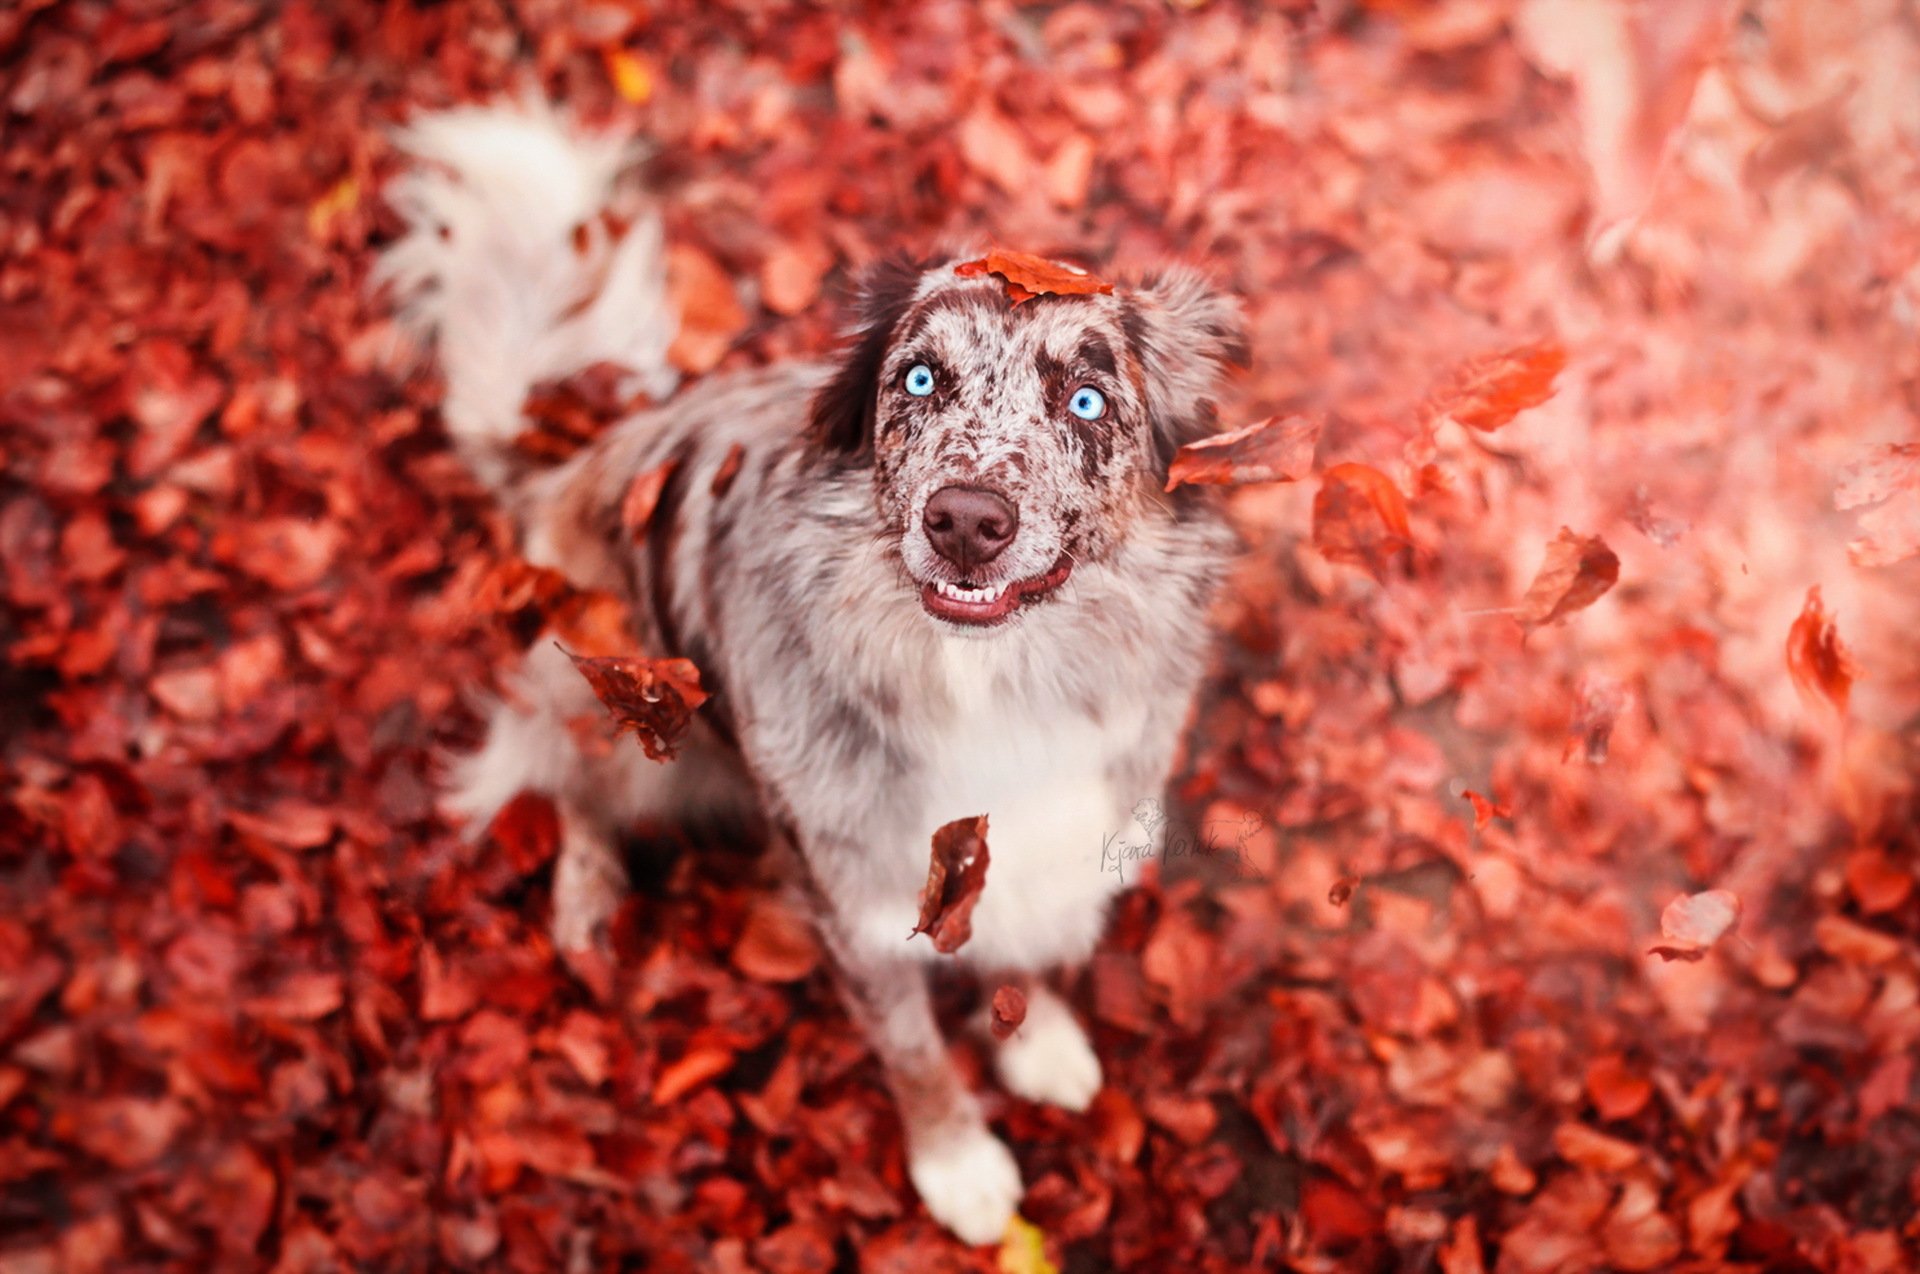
905 364 936 396
1068 386 1106 420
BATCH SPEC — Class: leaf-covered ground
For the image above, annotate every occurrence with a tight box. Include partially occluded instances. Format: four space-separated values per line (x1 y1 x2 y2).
5 1 1920 1270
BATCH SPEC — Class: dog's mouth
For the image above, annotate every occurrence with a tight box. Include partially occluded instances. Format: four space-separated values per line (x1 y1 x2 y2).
918 556 1074 627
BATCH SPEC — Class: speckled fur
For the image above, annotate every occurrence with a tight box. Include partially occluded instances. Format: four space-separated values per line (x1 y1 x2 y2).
382 102 1245 1245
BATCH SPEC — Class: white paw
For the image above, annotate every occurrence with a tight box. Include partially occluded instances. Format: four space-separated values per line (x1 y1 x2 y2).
551 844 626 954
907 1125 1023 1246
995 1007 1103 1112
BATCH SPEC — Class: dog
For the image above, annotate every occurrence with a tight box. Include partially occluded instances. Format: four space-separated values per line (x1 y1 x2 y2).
377 100 1245 1245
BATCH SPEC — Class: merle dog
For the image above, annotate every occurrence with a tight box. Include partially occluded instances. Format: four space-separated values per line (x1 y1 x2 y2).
378 101 1244 1244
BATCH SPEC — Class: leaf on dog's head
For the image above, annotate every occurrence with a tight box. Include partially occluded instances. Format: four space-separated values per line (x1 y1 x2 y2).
561 646 710 761
989 984 1027 1040
912 815 990 954
1165 414 1322 492
955 251 1113 307
1516 529 1619 632
620 456 680 543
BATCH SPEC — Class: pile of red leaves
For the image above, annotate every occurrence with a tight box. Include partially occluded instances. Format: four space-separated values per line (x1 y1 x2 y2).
4 1 1919 1271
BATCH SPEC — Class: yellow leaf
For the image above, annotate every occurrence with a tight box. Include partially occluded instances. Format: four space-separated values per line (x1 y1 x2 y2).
605 50 653 105
307 177 360 240
998 1216 1057 1274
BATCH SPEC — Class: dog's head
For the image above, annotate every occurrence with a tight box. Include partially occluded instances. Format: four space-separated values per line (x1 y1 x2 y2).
809 254 1246 630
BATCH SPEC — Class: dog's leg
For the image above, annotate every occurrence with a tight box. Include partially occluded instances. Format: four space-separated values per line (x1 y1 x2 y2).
826 930 1022 1245
550 800 627 954
981 975 1104 1113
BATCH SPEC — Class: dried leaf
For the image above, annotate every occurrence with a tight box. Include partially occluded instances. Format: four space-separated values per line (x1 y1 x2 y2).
954 251 1113 307
1647 889 1741 961
620 456 679 543
1515 528 1619 631
1312 462 1413 579
911 816 990 954
1429 341 1567 432
709 442 746 498
1785 586 1858 718
1164 414 1322 492
561 647 710 761
1461 790 1512 831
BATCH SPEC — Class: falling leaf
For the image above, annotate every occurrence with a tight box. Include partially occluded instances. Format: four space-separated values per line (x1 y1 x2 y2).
989 985 1027 1040
1328 875 1360 907
911 816 990 954
954 251 1113 307
998 1215 1058 1274
1461 790 1512 831
1428 341 1567 432
1312 462 1413 580
561 647 710 761
710 442 746 498
1515 529 1619 631
1164 414 1323 492
620 456 680 543
604 49 653 104
1647 889 1741 961
1785 586 1858 718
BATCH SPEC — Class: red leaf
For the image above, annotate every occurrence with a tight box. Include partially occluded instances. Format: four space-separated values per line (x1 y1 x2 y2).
1515 529 1619 631
1312 462 1413 579
1328 875 1360 907
911 815 991 954
1164 414 1322 492
1462 789 1512 831
1648 889 1741 961
620 456 679 543
487 791 560 874
709 442 746 498
653 1044 735 1104
562 647 711 761
1785 586 1858 718
989 985 1027 1040
731 895 821 983
1429 341 1566 432
954 251 1113 307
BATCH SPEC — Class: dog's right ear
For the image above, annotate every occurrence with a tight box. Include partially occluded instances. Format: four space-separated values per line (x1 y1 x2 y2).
807 255 929 461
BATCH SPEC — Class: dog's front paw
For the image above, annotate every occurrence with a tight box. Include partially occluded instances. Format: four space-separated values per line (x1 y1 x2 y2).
995 1003 1103 1112
907 1125 1023 1246
550 838 626 955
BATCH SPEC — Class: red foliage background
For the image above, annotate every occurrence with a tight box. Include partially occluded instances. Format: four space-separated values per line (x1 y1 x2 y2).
4 1 1920 1270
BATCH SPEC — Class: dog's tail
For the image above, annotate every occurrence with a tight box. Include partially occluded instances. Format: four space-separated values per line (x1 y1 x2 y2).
375 99 677 490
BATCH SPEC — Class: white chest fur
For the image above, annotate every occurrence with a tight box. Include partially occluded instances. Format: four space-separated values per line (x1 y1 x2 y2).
847 637 1141 970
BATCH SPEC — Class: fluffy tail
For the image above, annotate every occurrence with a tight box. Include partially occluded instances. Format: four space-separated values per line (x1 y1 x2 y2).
375 99 677 489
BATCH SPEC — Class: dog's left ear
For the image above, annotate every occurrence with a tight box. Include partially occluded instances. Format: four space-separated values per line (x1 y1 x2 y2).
1123 266 1250 472
807 255 930 461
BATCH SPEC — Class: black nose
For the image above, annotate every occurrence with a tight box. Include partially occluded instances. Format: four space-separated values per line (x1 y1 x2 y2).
923 486 1019 572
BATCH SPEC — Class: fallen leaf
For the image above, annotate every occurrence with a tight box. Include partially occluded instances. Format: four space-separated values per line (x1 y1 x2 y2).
562 647 710 761
1164 414 1322 492
1312 462 1413 580
732 895 821 983
1785 586 1858 718
954 251 1113 307
911 816 990 954
1647 889 1741 961
1428 341 1567 432
997 1215 1058 1274
1515 529 1619 631
1462 790 1512 831
653 1044 734 1104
